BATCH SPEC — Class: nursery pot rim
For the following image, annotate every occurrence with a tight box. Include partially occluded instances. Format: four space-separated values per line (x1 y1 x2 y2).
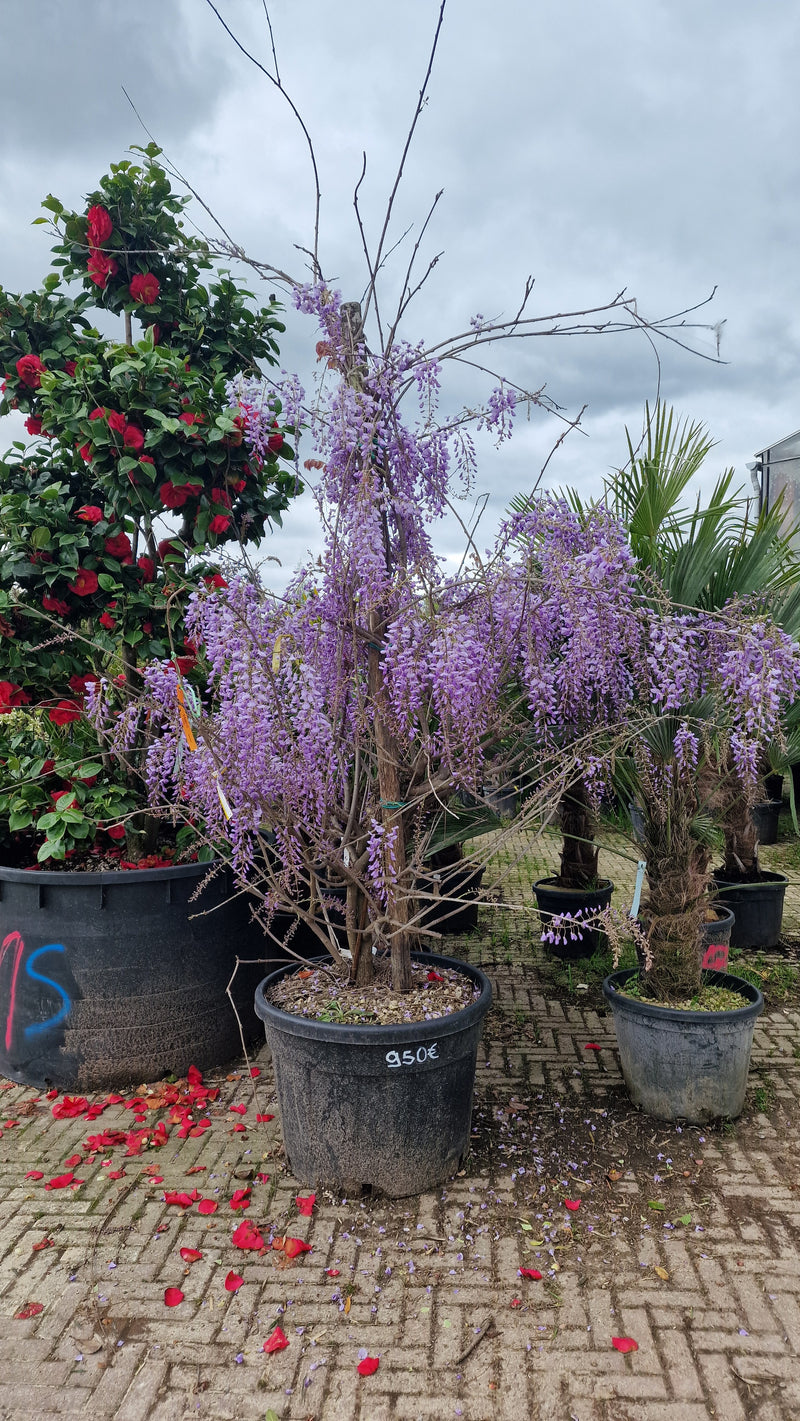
0 858 222 888
533 875 614 894
712 868 788 894
254 950 492 1047
602 967 763 1025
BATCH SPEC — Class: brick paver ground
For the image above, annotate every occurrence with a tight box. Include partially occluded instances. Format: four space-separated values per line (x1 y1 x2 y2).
1 823 800 1420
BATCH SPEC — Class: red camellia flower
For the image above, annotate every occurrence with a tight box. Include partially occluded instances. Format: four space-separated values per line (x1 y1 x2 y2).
230 477 246 494
0 681 30 713
129 272 160 305
122 423 145 452
179 411 204 428
107 411 126 434
68 568 99 597
137 555 156 582
159 481 201 510
211 488 231 508
48 701 82 726
68 674 99 697
209 514 231 535
138 453 154 466
86 205 113 245
89 407 105 422
106 825 126 841
87 250 118 289
169 656 196 677
15 354 46 388
104 532 132 560
76 505 104 524
24 415 43 436
63 360 77 377
78 444 93 463
267 431 284 454
203 572 228 589
99 610 116 631
158 537 184 562
42 593 69 616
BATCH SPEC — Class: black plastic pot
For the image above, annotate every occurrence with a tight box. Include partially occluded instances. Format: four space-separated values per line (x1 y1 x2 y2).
712 870 788 949
602 968 763 1122
765 772 784 802
699 902 735 951
750 799 783 846
533 877 614 960
0 861 293 1091
417 862 486 935
254 951 492 1197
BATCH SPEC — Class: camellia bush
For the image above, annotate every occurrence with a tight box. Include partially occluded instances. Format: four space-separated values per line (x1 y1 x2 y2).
0 145 299 864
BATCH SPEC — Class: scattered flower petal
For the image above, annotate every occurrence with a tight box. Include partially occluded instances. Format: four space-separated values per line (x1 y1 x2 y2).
25 1170 44 1180
518 1268 543 1280
256 1114 274 1123
15 1302 44 1319
224 1271 244 1292
612 1337 639 1354
180 1248 203 1264
295 1194 315 1216
263 1325 289 1353
197 1199 218 1215
564 1199 581 1211
164 1288 184 1308
357 1356 379 1375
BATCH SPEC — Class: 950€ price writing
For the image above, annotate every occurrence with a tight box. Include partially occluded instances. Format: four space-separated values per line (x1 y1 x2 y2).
385 1043 439 1068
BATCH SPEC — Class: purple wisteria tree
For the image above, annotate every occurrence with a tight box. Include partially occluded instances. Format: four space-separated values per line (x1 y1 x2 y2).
129 0 756 999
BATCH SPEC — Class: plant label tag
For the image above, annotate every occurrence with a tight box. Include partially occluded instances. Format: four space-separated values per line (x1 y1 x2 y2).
630 860 646 919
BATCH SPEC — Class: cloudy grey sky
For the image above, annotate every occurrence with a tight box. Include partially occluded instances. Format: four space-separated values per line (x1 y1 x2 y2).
1 0 798 584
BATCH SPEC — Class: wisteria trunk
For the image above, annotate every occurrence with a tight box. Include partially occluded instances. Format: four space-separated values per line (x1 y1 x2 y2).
557 778 599 890
367 624 413 993
721 792 760 879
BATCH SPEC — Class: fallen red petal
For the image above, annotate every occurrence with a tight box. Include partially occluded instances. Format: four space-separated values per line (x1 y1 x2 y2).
325 1268 341 1277
295 1194 315 1216
187 1065 203 1086
107 1170 126 1180
164 1287 184 1307
612 1336 639 1354
249 1067 261 1078
426 969 444 982
25 1170 44 1180
64 1154 82 1168
519 1268 543 1279
584 1043 602 1050
509 1297 523 1309
224 1270 244 1292
229 1103 247 1115
230 1188 251 1211
283 1236 311 1259
180 1248 203 1263
564 1199 581 1211
256 1114 274 1123
262 1325 289 1353
15 1302 44 1319
197 1199 218 1215
232 1220 264 1250
357 1356 379 1375
256 1172 270 1183
44 1172 74 1190
51 1096 88 1120
31 1237 53 1252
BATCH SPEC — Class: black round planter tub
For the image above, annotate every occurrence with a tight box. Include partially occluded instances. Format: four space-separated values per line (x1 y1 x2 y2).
0 860 291 1091
533 876 614 959
254 952 492 1198
602 968 763 1122
712 870 788 950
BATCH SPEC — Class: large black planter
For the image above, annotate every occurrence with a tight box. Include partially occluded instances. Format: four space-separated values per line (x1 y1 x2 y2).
417 862 486 935
603 968 763 1122
750 799 783 846
712 870 788 949
0 861 292 1091
254 951 492 1197
533 876 614 959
